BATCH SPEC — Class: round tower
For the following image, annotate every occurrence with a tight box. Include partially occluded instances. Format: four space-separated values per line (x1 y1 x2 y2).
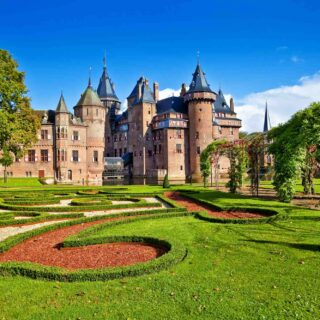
184 63 216 182
55 94 70 182
74 78 106 184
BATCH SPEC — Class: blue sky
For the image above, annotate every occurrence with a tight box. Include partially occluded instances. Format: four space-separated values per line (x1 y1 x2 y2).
1 0 320 131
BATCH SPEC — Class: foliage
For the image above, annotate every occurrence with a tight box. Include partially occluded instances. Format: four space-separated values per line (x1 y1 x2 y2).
0 50 40 182
200 140 226 187
163 173 170 188
269 102 320 202
225 145 247 193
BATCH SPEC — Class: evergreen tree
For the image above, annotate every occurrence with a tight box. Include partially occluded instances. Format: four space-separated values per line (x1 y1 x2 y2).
163 173 170 188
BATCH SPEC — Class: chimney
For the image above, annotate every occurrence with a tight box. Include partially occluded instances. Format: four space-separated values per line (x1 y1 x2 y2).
230 97 235 113
180 83 187 96
153 82 159 102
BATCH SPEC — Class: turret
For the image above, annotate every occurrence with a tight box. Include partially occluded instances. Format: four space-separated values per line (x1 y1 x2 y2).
127 77 156 181
74 77 106 184
54 93 70 181
184 63 216 181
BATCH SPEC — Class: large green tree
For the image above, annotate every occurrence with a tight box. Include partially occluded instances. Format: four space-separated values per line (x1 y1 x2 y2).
0 49 40 182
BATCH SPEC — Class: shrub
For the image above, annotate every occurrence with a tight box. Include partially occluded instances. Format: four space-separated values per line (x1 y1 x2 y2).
163 174 170 188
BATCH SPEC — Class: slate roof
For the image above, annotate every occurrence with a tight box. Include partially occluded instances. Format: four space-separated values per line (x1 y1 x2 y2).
214 89 233 114
97 60 119 101
263 102 271 132
128 77 155 105
76 80 104 107
56 94 68 113
156 96 187 114
188 63 213 93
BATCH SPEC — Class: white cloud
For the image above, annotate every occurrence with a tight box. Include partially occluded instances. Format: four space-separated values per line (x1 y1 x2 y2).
291 55 304 64
158 88 182 99
236 72 320 132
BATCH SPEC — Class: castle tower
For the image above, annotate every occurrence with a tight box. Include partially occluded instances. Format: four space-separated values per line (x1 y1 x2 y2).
74 77 106 184
55 94 70 181
97 55 121 157
184 63 216 182
127 77 157 182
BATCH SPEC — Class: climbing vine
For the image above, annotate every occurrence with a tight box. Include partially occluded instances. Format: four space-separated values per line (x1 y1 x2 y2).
269 102 320 202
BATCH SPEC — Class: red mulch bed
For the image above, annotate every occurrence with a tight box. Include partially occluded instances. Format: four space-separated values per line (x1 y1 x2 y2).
165 192 268 219
0 217 167 270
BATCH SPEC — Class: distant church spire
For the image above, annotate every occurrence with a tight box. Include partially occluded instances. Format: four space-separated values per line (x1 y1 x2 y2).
263 101 271 132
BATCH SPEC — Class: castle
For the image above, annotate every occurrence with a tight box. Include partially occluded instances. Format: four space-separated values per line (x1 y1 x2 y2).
1 59 242 184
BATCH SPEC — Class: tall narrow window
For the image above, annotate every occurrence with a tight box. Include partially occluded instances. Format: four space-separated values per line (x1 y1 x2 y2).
196 131 199 139
197 146 201 155
41 150 48 162
73 131 79 141
176 144 182 153
28 150 36 162
41 129 48 140
72 150 79 162
93 150 98 163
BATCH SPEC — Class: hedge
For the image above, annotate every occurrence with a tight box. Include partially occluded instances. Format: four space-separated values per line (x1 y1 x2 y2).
179 191 287 224
0 211 189 281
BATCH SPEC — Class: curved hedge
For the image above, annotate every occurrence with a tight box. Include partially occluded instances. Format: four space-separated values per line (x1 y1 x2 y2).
0 210 189 281
179 191 286 224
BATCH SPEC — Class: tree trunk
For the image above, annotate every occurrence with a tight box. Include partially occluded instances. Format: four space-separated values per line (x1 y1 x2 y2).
4 165 7 183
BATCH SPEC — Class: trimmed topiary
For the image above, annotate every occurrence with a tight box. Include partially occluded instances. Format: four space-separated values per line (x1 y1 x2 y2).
163 174 170 189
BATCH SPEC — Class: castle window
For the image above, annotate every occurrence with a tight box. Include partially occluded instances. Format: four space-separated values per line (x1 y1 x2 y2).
219 127 222 134
41 150 48 162
72 150 79 162
198 118 201 122
87 108 89 116
139 151 142 157
148 110 151 114
154 145 157 154
148 150 152 157
73 131 79 141
41 129 48 140
196 131 199 139
159 144 162 154
119 149 122 157
124 148 127 154
229 127 234 135
176 129 182 139
93 150 98 163
28 150 36 162
176 144 182 153
114 149 118 157
199 108 202 111
180 165 183 170
107 136 110 143
56 127 60 139
197 146 201 155
134 151 137 157
114 135 118 142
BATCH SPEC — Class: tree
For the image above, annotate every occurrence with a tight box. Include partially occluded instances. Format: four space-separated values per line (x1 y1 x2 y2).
0 50 40 182
163 173 170 188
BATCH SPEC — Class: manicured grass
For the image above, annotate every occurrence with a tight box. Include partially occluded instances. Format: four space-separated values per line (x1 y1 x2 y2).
0 188 319 319
0 178 42 188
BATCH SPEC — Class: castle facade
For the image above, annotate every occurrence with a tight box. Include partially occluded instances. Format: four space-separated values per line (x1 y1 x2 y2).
1 60 242 184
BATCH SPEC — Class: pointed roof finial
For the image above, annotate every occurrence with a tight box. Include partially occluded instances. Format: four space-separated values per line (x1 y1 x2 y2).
103 50 107 69
197 50 200 64
88 67 92 87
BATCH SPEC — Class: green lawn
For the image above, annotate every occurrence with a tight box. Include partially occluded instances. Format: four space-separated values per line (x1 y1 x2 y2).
0 178 42 188
0 188 320 319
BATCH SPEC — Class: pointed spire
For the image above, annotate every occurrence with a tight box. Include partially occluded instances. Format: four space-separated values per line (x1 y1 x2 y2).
188 62 213 93
103 50 107 69
263 101 271 132
56 93 68 113
97 55 119 101
88 67 92 88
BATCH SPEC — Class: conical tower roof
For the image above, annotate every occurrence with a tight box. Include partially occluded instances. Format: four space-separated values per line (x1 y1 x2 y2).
188 63 213 93
56 93 68 113
97 55 119 101
76 78 104 107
